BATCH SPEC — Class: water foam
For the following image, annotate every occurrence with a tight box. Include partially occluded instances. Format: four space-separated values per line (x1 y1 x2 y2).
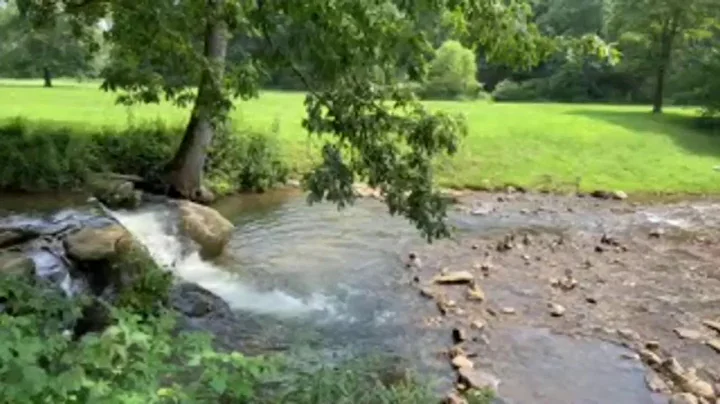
111 206 335 317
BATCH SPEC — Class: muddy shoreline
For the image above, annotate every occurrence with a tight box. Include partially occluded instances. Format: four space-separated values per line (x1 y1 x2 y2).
406 191 720 403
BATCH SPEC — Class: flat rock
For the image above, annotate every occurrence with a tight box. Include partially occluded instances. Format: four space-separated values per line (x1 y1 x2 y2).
434 271 474 285
618 328 640 341
0 228 35 248
466 284 485 301
457 367 500 392
679 377 715 399
705 339 720 353
64 224 130 261
674 328 705 341
639 349 662 366
670 393 699 404
442 392 468 404
612 190 628 200
702 320 720 334
471 320 485 330
451 355 474 369
501 307 516 315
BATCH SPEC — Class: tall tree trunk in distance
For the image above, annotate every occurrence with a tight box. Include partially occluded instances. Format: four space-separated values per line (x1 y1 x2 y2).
652 18 678 114
43 66 52 88
165 0 228 203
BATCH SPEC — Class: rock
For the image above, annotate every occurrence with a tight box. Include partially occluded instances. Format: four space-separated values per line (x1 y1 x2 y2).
451 355 474 369
501 307 516 315
0 228 36 248
457 368 500 392
0 251 36 279
675 328 705 341
649 228 665 238
670 393 699 404
702 320 720 334
679 377 715 399
645 341 661 351
406 252 422 269
705 339 720 353
466 283 485 302
646 371 670 393
178 201 234 259
420 287 437 299
170 282 232 318
64 224 131 261
549 303 566 317
612 190 628 200
434 271 474 285
639 349 662 366
585 296 598 304
590 190 612 199
88 175 142 210
618 328 640 341
471 320 485 330
662 357 685 378
452 327 467 344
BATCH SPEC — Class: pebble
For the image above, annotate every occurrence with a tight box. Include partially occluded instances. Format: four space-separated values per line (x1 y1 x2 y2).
451 355 474 369
434 271 474 284
420 287 436 299
452 327 467 344
501 307 516 315
471 320 485 330
443 392 468 404
549 303 566 317
645 341 661 351
467 284 486 302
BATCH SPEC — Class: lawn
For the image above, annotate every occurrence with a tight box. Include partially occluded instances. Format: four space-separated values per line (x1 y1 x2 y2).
2 78 720 195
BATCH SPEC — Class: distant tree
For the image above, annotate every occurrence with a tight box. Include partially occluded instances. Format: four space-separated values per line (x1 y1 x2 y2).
423 40 480 99
606 0 720 113
0 0 96 86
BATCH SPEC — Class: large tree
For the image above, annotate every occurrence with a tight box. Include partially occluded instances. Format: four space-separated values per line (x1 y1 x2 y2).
22 0 551 240
606 0 719 113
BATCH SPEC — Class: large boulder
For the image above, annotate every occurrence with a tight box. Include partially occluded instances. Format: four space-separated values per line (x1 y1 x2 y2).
0 250 36 280
177 201 234 259
64 224 132 261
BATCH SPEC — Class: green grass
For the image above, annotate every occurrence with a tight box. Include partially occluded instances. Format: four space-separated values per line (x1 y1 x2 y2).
3 78 720 195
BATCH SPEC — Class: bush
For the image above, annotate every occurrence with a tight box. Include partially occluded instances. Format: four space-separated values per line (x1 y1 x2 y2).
491 79 544 102
421 40 482 100
0 117 289 195
0 274 273 403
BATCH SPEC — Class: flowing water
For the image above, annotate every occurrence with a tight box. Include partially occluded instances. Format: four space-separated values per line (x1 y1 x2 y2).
7 189 711 403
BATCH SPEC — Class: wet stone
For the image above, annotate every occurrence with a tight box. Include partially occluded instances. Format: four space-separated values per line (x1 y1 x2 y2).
434 271 474 285
452 327 467 344
451 355 474 369
675 328 705 341
670 393 699 404
645 371 670 393
457 367 500 392
549 303 566 317
703 320 720 334
706 339 720 353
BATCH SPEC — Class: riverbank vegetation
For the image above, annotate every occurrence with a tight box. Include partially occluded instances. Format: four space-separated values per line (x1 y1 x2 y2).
2 83 720 195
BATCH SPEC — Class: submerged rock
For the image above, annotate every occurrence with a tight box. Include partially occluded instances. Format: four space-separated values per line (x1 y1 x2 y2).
178 200 234 259
171 282 232 318
674 328 705 341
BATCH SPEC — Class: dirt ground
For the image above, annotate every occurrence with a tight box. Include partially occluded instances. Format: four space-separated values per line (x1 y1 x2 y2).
408 191 720 403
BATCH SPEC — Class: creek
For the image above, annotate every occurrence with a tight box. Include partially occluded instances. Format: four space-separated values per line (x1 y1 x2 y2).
3 189 698 403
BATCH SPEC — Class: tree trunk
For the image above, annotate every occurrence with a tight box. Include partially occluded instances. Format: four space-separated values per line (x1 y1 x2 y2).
165 0 228 202
43 66 52 88
652 18 678 114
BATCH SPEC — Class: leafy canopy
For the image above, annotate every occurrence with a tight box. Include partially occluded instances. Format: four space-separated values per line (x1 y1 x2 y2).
19 0 551 241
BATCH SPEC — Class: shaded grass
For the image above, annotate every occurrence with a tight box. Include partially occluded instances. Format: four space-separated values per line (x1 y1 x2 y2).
3 78 720 195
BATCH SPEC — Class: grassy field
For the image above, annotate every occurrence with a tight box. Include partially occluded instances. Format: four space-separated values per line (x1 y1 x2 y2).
3 78 720 195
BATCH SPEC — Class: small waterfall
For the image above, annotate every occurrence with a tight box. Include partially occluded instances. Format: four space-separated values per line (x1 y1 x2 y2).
110 204 336 317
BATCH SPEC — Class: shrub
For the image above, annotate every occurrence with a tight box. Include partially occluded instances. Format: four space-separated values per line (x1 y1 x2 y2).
0 274 273 403
421 40 482 100
491 79 544 102
0 117 289 195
